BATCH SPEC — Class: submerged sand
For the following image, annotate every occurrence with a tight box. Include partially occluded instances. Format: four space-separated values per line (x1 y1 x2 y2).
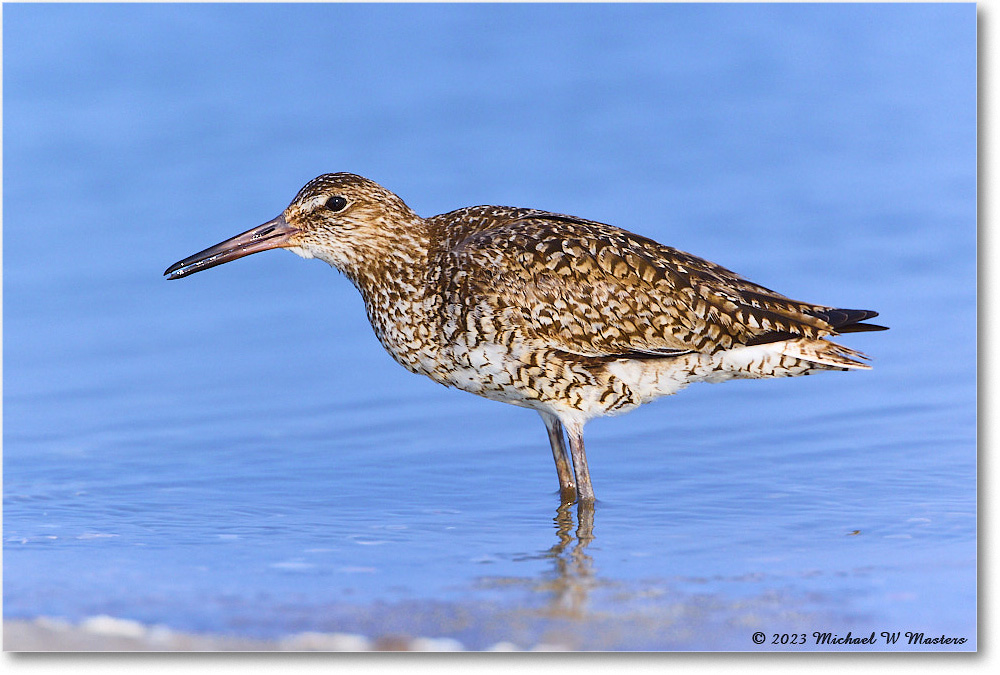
3 616 534 652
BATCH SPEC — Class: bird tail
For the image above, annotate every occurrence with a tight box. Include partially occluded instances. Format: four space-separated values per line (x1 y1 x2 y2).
778 338 873 371
809 307 889 334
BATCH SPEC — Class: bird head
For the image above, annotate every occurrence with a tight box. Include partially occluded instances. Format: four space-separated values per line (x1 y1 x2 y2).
164 173 424 281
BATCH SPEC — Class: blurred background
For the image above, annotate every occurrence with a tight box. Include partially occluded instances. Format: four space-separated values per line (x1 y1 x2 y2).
3 3 976 650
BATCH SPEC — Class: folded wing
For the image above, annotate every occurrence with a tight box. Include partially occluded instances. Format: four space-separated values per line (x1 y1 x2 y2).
446 212 886 359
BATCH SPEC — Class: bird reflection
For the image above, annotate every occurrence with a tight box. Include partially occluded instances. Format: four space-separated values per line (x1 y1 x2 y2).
474 501 602 620
533 502 597 618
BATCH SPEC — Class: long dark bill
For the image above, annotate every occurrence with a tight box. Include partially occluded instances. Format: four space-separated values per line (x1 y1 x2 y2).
164 215 300 280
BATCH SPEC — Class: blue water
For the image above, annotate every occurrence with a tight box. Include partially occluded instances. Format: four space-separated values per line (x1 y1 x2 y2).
3 3 976 651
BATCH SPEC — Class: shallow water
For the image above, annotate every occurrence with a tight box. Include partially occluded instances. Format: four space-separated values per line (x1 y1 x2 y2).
2 3 976 650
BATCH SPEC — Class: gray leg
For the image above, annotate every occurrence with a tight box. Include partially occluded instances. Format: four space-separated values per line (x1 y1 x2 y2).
566 422 595 503
539 411 576 501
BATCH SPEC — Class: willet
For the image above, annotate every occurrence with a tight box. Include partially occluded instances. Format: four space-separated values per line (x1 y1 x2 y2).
165 173 886 503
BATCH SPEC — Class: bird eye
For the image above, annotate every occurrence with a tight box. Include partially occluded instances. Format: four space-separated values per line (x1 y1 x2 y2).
324 196 348 212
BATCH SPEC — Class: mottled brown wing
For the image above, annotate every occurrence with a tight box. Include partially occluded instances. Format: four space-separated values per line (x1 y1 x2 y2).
447 212 846 358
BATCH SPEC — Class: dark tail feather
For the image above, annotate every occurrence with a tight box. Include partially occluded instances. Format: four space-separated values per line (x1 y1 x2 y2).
809 308 888 333
837 322 889 333
744 307 887 346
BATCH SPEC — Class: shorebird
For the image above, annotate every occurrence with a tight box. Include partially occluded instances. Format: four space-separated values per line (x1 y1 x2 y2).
165 173 886 504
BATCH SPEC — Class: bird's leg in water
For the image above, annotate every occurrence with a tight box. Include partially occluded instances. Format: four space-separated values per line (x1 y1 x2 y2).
540 411 576 502
566 423 595 504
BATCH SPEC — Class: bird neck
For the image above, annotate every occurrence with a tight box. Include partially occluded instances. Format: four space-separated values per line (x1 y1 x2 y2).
335 216 435 356
341 218 430 293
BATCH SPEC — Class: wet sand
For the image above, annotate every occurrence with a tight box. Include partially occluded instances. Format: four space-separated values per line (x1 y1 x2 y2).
3 616 535 652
